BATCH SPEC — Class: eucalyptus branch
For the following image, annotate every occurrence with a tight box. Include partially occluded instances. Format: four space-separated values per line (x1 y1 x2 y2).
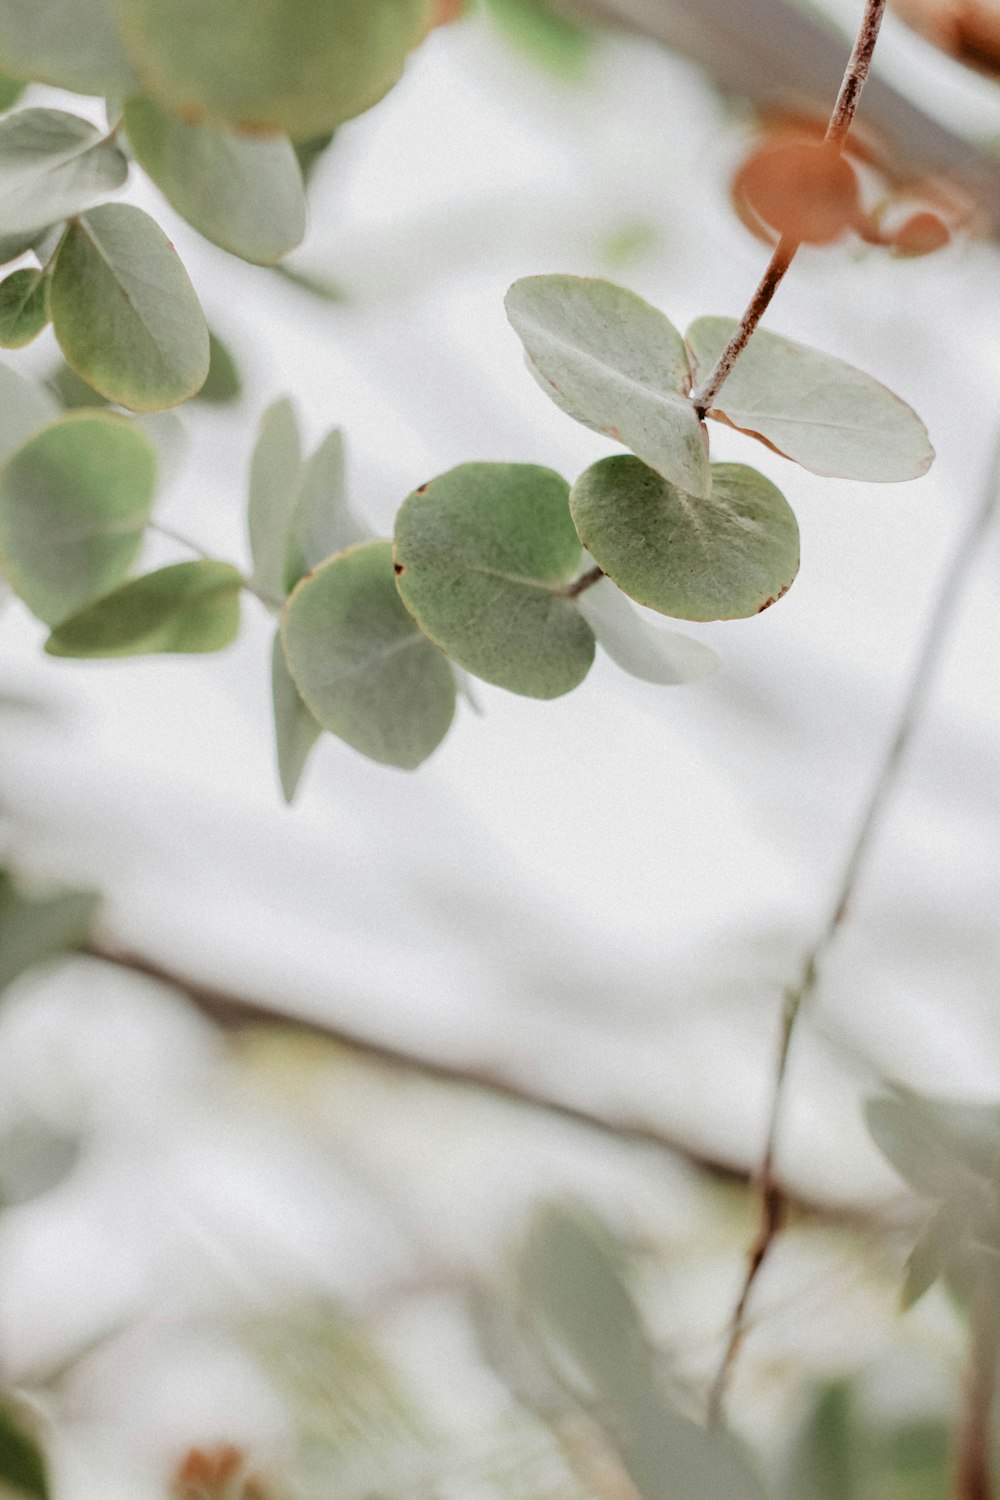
148 521 283 611
691 0 887 418
954 1282 1000 1500
707 425 1000 1427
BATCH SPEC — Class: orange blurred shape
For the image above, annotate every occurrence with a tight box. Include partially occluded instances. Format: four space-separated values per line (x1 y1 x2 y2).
174 1445 244 1499
431 0 466 22
731 138 862 245
887 210 952 255
891 0 1000 76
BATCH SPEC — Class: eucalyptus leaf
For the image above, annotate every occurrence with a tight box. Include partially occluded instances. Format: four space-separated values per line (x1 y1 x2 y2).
50 204 209 412
198 330 242 405
248 397 303 601
123 96 306 265
0 875 99 994
783 1382 858 1500
0 265 49 348
577 577 720 685
0 410 155 625
0 0 135 95
0 108 128 234
393 462 595 699
505 275 710 499
901 1204 958 1310
45 560 242 657
0 1402 47 1499
686 317 933 482
0 225 41 264
47 361 108 411
280 539 455 769
570 457 800 621
116 0 432 140
284 427 368 592
0 360 59 463
272 630 322 804
483 0 593 79
0 70 22 109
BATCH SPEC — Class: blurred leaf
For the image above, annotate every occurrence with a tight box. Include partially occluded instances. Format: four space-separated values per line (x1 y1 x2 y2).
0 410 155 625
271 629 322 804
293 129 336 181
284 426 368 591
732 139 861 245
481 0 594 79
0 0 136 95
123 96 306 265
46 361 109 410
197 330 242 404
281 539 455 769
570 457 800 621
248 397 303 601
50 203 209 412
901 1203 961 1309
506 275 710 499
0 226 43 264
394 462 595 699
0 107 128 235
45 560 243 657
0 71 22 109
0 873 99 994
273 263 348 302
0 265 49 348
783 1381 858 1500
0 360 59 462
115 0 432 140
0 1116 81 1205
686 318 934 482
577 577 720 685
0 1401 47 1499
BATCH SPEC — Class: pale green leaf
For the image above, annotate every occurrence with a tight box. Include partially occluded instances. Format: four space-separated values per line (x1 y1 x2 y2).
686 317 933 482
482 0 594 79
284 427 368 591
45 561 242 657
272 631 321 803
0 360 59 462
0 410 155 625
505 275 710 499
115 0 432 140
198 330 242 404
0 71 23 109
393 462 595 699
0 108 129 234
281 539 455 769
0 265 49 348
0 0 135 95
123 96 306 265
0 225 41 263
0 1402 47 1499
783 1382 858 1500
0 874 99 994
577 577 720 685
50 203 209 412
570 457 800 621
248 397 303 601
901 1205 957 1310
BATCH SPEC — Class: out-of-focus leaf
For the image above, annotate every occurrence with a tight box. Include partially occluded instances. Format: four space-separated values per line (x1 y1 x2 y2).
0 265 49 348
570 457 800 621
0 873 99 994
0 360 59 461
783 1381 859 1500
0 410 155 624
0 1401 47 1498
293 129 336 181
248 397 303 601
0 71 23 109
50 204 209 412
901 1204 959 1309
123 96 306 265
272 630 321 804
732 139 861 245
197 331 242 404
577 577 720 684
394 462 595 699
0 108 128 235
46 361 108 411
686 318 933 482
482 0 594 79
0 0 136 96
0 1117 80 1205
281 539 455 769
284 426 368 591
45 561 243 658
506 275 710 499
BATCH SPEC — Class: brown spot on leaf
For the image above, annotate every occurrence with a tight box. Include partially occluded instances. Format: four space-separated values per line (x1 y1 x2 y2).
756 582 791 614
394 562 404 575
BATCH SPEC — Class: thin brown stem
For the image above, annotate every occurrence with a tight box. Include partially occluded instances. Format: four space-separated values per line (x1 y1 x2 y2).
691 0 888 419
953 1284 1000 1500
707 425 1000 1427
564 565 605 598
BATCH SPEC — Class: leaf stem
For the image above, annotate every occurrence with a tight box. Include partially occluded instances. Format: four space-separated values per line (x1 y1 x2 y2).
954 1281 1000 1500
691 0 888 419
564 564 604 598
148 521 283 611
707 422 1000 1428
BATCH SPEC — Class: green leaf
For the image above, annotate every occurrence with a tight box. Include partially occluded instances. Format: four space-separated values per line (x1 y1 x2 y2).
783 1382 859 1500
47 361 108 411
0 265 49 348
281 539 455 769
0 360 59 463
197 330 242 405
577 577 720 685
293 129 336 182
0 0 136 95
0 1401 47 1499
482 0 593 79
0 410 155 625
393 462 595 699
272 630 322 804
569 457 800 621
123 96 306 265
0 874 99 995
686 317 934 483
901 1204 957 1310
0 108 129 235
0 71 23 109
45 560 242 658
505 275 710 499
115 0 432 140
50 204 210 412
0 226 42 264
248 397 303 601
284 427 368 592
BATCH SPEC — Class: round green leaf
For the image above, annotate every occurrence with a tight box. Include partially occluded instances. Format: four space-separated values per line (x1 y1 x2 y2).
686 316 934 483
0 266 49 348
0 410 155 625
393 462 595 699
570 457 800 621
0 108 129 236
116 0 432 140
0 360 59 463
248 397 303 601
197 330 242 405
271 630 321 804
577 577 720 684
50 204 209 412
505 275 710 499
0 0 136 95
123 96 306 266
281 539 455 770
45 560 242 657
